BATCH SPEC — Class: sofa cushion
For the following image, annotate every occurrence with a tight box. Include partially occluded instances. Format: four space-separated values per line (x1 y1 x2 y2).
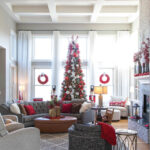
79 102 93 113
0 114 8 137
24 105 36 115
10 103 21 114
23 113 48 122
62 103 72 113
71 103 82 113
18 104 27 115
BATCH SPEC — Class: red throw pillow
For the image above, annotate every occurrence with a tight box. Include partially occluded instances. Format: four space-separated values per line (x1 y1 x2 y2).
61 103 72 113
24 105 36 115
33 98 43 101
120 101 126 107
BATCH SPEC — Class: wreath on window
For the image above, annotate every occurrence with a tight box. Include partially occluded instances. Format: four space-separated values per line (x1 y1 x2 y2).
99 73 110 84
38 73 49 85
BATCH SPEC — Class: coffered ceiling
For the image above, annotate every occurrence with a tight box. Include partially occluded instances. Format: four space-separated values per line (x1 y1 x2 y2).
1 0 139 23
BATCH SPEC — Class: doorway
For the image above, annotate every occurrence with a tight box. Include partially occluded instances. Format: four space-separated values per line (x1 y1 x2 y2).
0 46 6 104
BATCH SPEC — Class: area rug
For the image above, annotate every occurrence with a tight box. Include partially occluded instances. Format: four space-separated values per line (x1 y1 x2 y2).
40 133 68 150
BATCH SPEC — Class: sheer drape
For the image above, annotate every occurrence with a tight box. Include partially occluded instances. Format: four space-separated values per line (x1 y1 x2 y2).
18 31 32 100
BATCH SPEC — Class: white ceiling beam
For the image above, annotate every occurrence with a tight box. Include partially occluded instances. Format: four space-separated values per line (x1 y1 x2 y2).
97 16 129 23
0 1 20 22
47 0 57 22
90 0 105 23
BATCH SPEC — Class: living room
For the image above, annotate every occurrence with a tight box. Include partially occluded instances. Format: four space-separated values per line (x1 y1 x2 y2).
0 0 149 150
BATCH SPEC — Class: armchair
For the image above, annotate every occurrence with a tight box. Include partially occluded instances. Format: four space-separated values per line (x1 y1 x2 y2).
68 123 112 150
0 127 40 150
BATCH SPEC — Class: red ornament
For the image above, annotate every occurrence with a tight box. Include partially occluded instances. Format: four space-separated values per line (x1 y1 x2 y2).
99 73 110 84
38 74 49 85
65 76 69 80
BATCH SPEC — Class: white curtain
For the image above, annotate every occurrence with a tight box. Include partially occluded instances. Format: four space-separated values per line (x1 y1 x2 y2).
18 31 32 101
91 31 133 99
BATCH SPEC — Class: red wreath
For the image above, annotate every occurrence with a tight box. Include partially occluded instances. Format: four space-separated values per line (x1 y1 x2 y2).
99 73 110 84
38 74 49 85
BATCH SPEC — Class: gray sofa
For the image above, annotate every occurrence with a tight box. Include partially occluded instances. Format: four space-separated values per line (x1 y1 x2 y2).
0 127 40 150
68 123 112 150
0 100 95 127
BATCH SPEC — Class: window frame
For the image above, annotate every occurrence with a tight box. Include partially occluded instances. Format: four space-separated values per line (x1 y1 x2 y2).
31 65 52 101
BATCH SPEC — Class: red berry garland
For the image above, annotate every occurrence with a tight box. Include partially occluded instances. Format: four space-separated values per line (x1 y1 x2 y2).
38 74 49 85
99 73 110 84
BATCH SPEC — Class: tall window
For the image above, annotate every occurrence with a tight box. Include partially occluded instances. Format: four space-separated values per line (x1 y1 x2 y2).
60 35 88 61
32 35 52 60
32 34 52 100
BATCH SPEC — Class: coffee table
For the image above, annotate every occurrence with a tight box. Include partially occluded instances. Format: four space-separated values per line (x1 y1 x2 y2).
34 116 77 133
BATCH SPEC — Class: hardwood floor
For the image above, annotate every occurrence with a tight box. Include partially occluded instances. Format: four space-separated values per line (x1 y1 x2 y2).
112 119 150 150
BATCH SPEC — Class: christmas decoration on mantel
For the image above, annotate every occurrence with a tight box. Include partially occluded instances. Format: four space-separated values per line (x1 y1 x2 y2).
134 37 150 76
60 35 86 101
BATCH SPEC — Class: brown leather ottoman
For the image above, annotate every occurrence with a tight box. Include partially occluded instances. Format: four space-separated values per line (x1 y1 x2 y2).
34 116 77 133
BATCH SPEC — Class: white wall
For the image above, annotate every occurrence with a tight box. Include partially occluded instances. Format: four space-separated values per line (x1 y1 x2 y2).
0 6 16 104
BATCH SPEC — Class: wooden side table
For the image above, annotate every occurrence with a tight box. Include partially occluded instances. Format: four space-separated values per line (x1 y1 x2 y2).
115 129 137 150
91 106 107 124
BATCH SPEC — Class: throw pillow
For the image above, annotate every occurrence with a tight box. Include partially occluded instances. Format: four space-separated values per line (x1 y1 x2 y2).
61 103 72 113
18 104 27 115
0 114 8 137
79 102 93 113
24 105 36 115
4 119 13 124
71 103 82 113
10 103 21 114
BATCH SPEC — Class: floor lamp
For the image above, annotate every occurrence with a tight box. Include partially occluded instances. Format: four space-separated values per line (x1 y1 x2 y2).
94 85 107 107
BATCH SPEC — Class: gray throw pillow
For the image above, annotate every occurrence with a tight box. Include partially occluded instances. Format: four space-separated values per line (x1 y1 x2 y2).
0 113 8 137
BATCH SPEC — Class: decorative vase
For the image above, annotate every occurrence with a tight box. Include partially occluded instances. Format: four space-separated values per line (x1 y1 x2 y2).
49 108 56 118
55 106 60 117
146 63 149 73
138 61 142 74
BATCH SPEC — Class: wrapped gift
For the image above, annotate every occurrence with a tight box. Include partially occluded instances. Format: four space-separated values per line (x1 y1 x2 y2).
55 106 60 117
49 108 56 118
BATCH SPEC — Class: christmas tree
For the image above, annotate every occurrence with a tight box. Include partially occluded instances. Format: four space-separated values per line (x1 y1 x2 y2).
61 36 86 101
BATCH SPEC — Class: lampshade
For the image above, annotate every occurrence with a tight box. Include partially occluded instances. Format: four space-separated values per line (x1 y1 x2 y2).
94 86 107 94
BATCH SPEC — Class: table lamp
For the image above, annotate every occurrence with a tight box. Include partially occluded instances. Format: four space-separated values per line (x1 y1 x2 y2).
94 85 107 107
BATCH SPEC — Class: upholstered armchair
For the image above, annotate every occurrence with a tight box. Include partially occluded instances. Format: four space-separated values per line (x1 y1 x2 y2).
0 127 40 150
68 123 112 150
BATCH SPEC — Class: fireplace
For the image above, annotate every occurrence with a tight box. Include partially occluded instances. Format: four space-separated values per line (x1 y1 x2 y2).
142 94 150 122
139 82 150 123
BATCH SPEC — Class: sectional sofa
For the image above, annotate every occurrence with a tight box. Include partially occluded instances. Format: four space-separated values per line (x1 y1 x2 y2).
0 100 95 127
